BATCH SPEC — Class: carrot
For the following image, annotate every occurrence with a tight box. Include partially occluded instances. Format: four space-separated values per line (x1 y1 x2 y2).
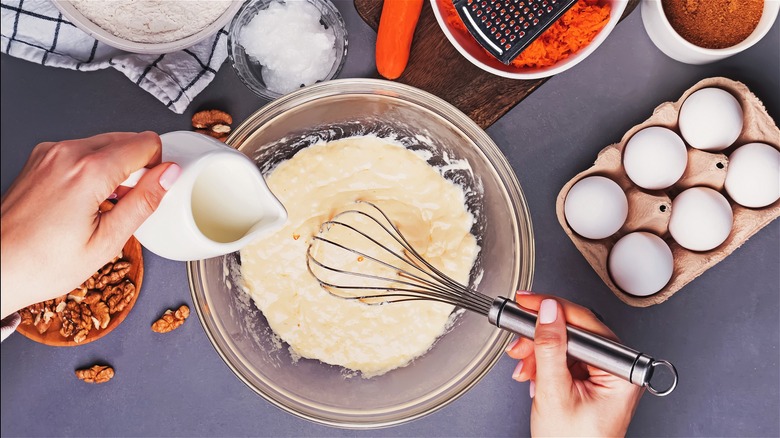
375 0 424 80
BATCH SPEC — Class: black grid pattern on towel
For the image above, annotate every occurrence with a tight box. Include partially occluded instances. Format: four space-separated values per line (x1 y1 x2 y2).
2 0 104 64
0 0 228 112
166 29 227 108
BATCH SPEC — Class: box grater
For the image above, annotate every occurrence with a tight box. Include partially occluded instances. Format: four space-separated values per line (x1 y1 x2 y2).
453 0 579 64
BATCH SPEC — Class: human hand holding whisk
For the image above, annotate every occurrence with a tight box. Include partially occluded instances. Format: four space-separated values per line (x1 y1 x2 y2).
507 292 643 436
307 202 677 378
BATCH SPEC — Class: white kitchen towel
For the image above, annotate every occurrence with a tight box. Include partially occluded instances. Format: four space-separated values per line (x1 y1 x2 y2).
0 0 229 114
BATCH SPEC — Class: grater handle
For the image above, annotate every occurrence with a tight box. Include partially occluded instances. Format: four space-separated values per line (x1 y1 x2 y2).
488 297 677 396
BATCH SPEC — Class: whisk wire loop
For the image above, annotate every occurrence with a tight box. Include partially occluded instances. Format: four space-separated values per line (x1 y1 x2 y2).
309 234 466 302
306 254 488 313
306 202 492 315
356 205 476 296
306 239 492 315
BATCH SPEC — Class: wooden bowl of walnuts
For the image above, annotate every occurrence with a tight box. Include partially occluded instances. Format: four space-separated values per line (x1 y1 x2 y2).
16 201 143 346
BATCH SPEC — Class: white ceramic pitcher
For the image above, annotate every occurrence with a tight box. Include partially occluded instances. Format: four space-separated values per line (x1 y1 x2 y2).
121 131 287 261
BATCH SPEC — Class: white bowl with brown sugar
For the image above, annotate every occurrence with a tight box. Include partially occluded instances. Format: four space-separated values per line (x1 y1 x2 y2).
641 0 779 64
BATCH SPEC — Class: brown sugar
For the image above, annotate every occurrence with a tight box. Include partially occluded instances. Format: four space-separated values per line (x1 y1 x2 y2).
661 0 763 49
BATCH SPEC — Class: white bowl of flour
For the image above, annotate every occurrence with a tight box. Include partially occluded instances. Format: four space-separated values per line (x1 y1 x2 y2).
53 0 243 54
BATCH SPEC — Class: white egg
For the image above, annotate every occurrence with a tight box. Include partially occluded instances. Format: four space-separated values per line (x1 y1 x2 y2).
623 126 688 190
608 232 674 297
564 176 628 240
678 88 743 151
669 187 733 251
725 142 780 208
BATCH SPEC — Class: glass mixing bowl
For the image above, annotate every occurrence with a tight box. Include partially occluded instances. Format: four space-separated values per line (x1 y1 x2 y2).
188 79 534 428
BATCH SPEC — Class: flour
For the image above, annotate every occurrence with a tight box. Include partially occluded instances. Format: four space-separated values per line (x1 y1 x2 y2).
70 0 232 43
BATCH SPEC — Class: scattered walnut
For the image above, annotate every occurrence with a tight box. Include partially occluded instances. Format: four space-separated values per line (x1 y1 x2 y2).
75 365 114 384
151 305 190 333
192 109 232 142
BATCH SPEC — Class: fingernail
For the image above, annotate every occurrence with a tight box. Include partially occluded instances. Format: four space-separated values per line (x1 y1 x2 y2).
539 299 558 324
516 290 532 296
159 164 181 191
505 337 520 353
107 192 118 200
529 380 536 398
512 360 524 381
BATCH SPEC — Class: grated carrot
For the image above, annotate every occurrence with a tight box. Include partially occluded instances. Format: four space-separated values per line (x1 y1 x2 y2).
441 0 611 69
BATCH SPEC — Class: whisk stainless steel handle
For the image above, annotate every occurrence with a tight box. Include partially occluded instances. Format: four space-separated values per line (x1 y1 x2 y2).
309 201 678 396
489 297 677 396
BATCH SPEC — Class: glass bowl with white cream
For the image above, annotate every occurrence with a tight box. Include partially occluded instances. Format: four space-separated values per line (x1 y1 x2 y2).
227 0 348 100
188 79 534 428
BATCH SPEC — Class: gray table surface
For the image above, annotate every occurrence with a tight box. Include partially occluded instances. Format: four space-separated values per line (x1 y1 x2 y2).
2 2 779 437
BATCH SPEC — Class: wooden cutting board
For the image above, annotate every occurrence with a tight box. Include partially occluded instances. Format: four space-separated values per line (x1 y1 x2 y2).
355 0 639 128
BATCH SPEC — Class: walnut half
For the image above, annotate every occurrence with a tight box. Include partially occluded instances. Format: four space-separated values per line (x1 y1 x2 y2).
75 365 114 384
151 305 190 333
192 109 232 142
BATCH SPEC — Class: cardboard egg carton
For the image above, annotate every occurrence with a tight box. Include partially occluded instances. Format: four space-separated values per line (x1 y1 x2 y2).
556 77 780 307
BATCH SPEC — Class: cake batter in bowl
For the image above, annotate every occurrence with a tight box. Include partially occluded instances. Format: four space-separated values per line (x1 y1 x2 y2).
241 135 481 378
188 79 534 428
